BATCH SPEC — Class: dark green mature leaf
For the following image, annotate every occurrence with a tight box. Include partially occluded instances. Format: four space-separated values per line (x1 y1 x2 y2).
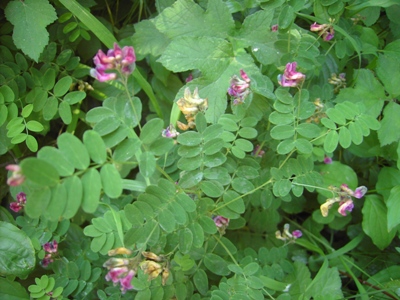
0 222 35 277
20 157 59 186
5 0 57 61
324 130 339 153
377 102 400 146
58 101 72 124
204 253 230 276
193 269 208 295
44 184 67 222
236 9 274 46
179 228 193 254
24 187 51 218
38 146 74 177
362 195 396 250
62 176 82 219
0 277 29 299
139 152 156 177
140 118 164 144
83 130 107 164
386 185 400 231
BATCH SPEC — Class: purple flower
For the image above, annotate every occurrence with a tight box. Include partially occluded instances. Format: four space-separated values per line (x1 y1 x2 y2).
9 192 27 212
5 164 25 186
213 216 229 228
105 266 129 283
90 43 136 82
162 124 179 138
41 254 54 268
278 62 305 87
186 73 193 82
10 202 23 213
323 156 332 164
310 22 326 31
354 186 367 199
228 69 251 105
271 24 278 32
309 22 334 41
292 230 302 238
16 192 26 204
338 199 354 216
43 240 58 253
324 32 334 41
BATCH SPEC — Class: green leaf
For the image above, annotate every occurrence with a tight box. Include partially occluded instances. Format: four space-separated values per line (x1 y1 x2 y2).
296 123 321 138
177 131 202 146
324 130 339 153
295 138 313 154
20 157 59 186
44 184 67 222
234 139 253 152
204 253 230 276
26 120 44 132
38 146 74 176
0 222 35 277
277 139 295 154
386 185 400 231
0 85 15 103
59 101 72 124
270 125 295 140
193 269 208 295
0 277 29 299
21 104 33 118
83 130 107 164
236 9 274 46
42 96 58 120
100 164 123 198
179 228 193 254
54 76 73 97
5 0 57 61
305 264 344 299
42 68 56 91
62 176 82 219
377 102 400 146
338 127 352 148
195 113 207 134
81 168 102 213
139 152 156 177
158 209 176 233
140 118 164 144
24 187 51 218
113 137 141 162
200 180 224 197
58 133 90 170
278 5 295 29
326 108 346 125
26 135 38 152
64 91 86 105
362 195 396 250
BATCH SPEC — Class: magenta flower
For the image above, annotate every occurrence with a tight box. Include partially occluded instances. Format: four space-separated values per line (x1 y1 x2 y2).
41 254 54 268
162 124 179 138
324 32 334 41
43 240 58 254
5 164 25 186
292 230 303 239
228 69 251 105
105 266 135 294
119 270 135 294
310 22 334 41
278 62 305 87
323 155 333 164
213 216 229 228
338 199 354 216
105 266 129 283
354 186 368 199
271 24 278 32
9 192 27 212
185 73 193 82
90 43 136 82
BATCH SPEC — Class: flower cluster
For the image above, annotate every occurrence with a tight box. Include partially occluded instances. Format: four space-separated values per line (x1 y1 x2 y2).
104 248 171 294
176 87 208 130
278 62 305 87
328 73 346 93
41 240 58 268
310 22 335 41
276 224 302 243
320 184 368 217
228 69 251 105
90 43 136 82
104 258 135 294
5 164 25 186
10 192 26 213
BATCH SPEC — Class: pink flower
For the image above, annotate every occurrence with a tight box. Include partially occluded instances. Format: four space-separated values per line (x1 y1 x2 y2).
5 164 25 186
9 192 27 212
41 254 54 268
105 266 129 284
354 186 367 199
271 24 278 32
338 199 354 216
323 156 333 164
119 270 135 294
10 202 23 213
278 62 305 87
324 32 334 41
90 43 136 82
228 69 251 105
310 22 326 31
310 22 334 41
213 216 229 228
43 240 58 253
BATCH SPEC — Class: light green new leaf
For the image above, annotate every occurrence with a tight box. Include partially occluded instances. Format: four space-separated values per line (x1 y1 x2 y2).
24 187 51 218
339 127 352 148
38 146 74 177
44 184 67 222
58 101 72 124
0 222 35 277
20 157 59 186
386 185 400 231
58 133 90 170
324 130 339 153
62 176 82 219
362 195 396 250
100 164 123 198
81 168 102 213
5 0 57 61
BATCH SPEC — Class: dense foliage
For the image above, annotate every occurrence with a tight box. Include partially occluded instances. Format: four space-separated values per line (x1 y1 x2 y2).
1 0 400 299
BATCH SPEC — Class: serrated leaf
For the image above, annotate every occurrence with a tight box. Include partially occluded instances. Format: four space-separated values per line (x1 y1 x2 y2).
386 185 400 231
5 0 57 61
362 195 396 250
377 102 400 146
